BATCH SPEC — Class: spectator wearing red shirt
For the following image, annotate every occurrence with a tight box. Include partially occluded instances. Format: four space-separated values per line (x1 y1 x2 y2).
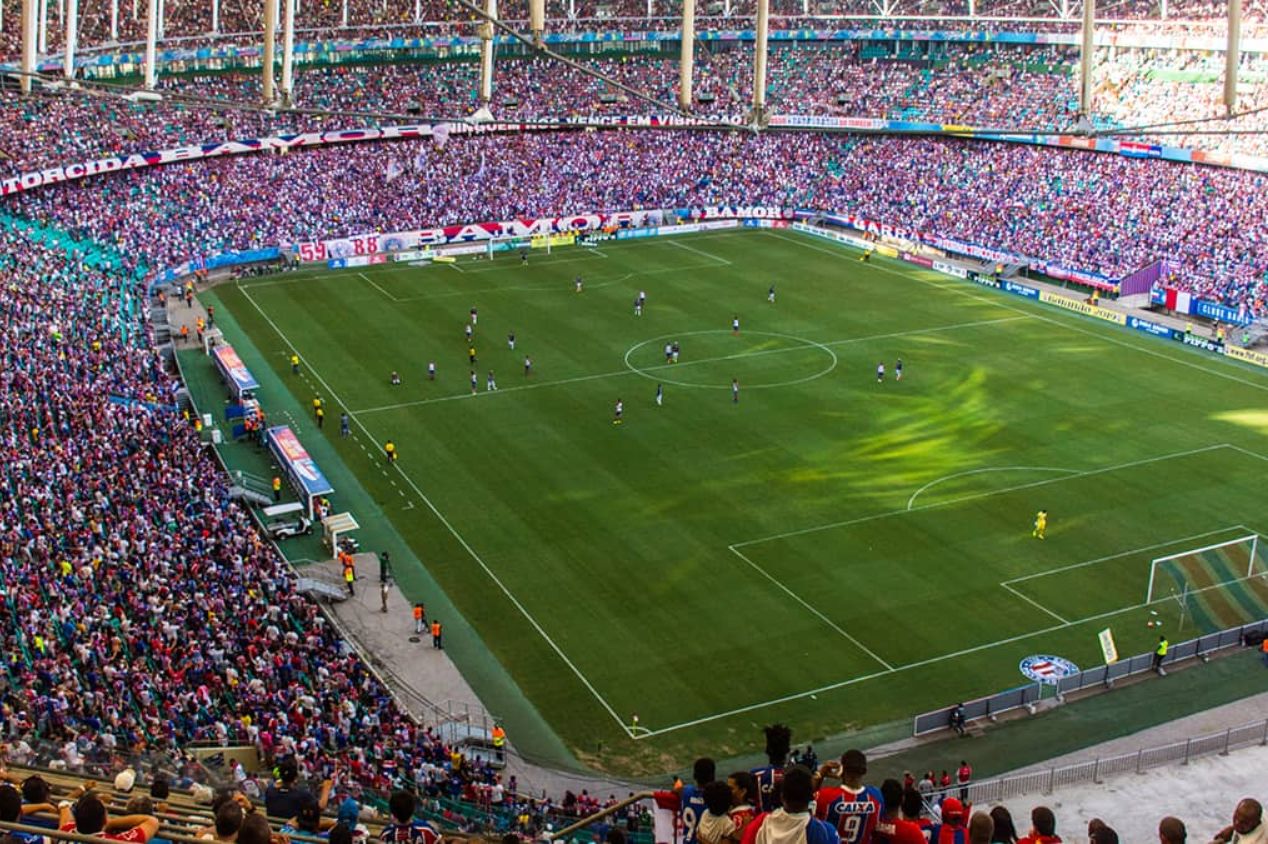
57 788 160 844
871 780 925 844
956 762 971 803
930 798 970 844
1017 806 1062 844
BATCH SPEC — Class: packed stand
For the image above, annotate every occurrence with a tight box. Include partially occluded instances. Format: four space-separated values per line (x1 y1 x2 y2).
0 214 566 812
655 726 1268 844
3 0 1267 62
9 41 1268 177
7 128 1266 312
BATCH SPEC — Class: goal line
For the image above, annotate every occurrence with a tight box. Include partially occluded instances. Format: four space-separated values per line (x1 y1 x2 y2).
1146 529 1262 608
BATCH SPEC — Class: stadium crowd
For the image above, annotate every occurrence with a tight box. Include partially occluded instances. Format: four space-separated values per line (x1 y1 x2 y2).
2 40 1266 185
0 217 551 816
5 129 1265 314
0 0 1266 63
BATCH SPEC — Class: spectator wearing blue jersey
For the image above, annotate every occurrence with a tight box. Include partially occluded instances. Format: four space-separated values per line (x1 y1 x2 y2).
929 798 970 844
654 758 715 844
751 725 792 814
0 786 49 844
741 766 838 844
380 790 439 844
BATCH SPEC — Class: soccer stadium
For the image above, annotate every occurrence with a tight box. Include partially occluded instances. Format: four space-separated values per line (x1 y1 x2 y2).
0 0 1266 840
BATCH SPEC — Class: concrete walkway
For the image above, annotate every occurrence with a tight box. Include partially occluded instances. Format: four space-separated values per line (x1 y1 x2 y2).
311 558 642 800
1007 688 1268 775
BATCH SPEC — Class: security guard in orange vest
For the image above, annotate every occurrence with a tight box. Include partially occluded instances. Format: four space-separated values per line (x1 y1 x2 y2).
272 476 282 502
491 724 506 761
431 620 443 650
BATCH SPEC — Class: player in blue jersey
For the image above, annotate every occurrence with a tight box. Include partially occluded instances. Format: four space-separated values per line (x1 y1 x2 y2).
653 758 715 844
814 750 883 844
751 723 793 814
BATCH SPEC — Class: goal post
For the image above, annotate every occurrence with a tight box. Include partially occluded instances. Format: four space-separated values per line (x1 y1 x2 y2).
1145 533 1263 606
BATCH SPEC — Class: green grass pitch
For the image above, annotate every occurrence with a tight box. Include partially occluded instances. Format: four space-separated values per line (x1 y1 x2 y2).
207 228 1268 773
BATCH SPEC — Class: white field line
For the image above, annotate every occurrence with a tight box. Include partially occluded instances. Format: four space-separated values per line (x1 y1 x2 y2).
1224 444 1268 464
733 443 1234 549
638 521 1259 739
906 466 1078 510
351 315 1027 415
447 261 466 274
238 287 639 739
667 238 733 265
1003 525 1252 586
769 230 1268 396
729 546 894 670
455 249 610 273
358 271 400 303
1000 582 1070 624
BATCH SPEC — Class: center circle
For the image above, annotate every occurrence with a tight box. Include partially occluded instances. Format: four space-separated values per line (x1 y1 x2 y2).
622 330 839 389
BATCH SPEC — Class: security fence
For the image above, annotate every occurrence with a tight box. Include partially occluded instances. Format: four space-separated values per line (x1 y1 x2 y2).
951 717 1268 806
914 618 1268 736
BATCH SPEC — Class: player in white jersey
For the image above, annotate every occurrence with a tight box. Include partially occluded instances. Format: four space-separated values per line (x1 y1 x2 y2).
613 399 624 425
486 371 497 391
876 362 885 382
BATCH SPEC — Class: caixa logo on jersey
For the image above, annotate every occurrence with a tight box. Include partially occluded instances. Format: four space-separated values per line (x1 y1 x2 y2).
1019 655 1079 686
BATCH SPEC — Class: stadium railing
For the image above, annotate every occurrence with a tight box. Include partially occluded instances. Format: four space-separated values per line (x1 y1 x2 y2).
913 618 1268 735
938 716 1268 806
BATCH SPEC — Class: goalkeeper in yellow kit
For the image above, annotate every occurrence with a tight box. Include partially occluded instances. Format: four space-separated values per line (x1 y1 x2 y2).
1032 509 1048 539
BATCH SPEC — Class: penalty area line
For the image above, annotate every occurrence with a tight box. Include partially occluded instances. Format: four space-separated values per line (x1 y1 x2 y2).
729 545 894 671
236 286 640 739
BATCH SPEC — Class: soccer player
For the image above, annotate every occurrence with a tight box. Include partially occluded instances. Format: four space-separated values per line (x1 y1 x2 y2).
340 413 350 437
634 295 642 317
876 362 885 382
427 361 436 380
574 275 583 293
468 346 477 365
655 384 663 406
1032 509 1047 540
524 356 532 377
520 249 528 264
732 316 740 335
672 341 680 364
315 406 325 428
291 354 300 375
895 359 903 381
508 332 515 351
815 749 882 844
470 371 478 395
465 323 473 342
638 290 647 309
768 283 776 304
732 379 740 404
470 307 478 326
613 399 623 425
384 440 397 464
486 370 497 392
390 371 401 386
665 343 674 364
